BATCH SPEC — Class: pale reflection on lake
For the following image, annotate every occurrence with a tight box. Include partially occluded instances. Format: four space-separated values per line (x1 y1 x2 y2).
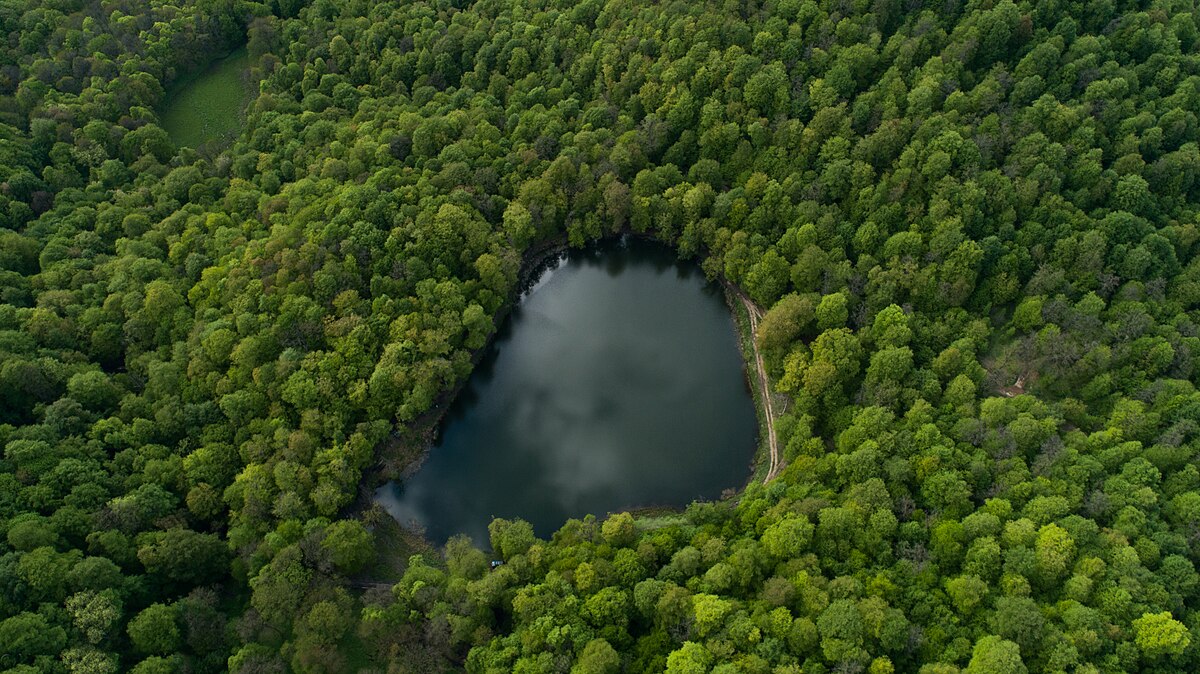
375 237 758 545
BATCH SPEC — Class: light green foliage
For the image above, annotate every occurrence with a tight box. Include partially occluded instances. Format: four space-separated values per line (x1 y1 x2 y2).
66 591 123 645
665 642 712 674
61 646 119 674
489 518 536 559
1132 612 1191 657
965 636 1027 674
3 0 1200 672
946 576 988 615
1033 524 1075 582
816 293 849 330
321 520 375 573
762 516 814 560
601 512 636 547
692 594 733 638
870 305 912 348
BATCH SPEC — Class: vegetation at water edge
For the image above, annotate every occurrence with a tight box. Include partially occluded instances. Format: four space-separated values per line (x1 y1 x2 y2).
1 0 1199 673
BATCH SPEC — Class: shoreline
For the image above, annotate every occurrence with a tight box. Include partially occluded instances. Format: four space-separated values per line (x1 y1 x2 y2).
346 231 578 520
350 228 781 553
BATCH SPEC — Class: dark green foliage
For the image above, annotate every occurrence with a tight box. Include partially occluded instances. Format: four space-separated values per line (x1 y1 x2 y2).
1 0 1199 672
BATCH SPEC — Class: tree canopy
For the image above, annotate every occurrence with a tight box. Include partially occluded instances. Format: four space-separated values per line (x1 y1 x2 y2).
1 0 1200 672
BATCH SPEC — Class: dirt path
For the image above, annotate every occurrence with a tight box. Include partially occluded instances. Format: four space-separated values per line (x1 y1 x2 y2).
736 292 782 482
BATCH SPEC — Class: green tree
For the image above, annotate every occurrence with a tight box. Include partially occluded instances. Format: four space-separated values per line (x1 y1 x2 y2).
816 292 849 330
665 641 712 674
129 656 180 674
127 604 180 655
758 294 816 355
137 529 230 586
61 647 118 674
762 516 814 560
965 636 1027 674
321 520 375 574
1132 612 1191 658
989 597 1044 655
745 250 791 305
572 638 620 674
946 575 988 615
66 591 122 645
0 612 67 664
744 62 790 116
692 594 732 638
601 512 636 548
489 518 536 559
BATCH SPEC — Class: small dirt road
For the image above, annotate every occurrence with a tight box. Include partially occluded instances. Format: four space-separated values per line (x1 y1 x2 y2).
736 291 782 482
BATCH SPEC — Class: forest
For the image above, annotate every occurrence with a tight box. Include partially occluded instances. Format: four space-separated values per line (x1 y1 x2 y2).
1 0 1199 672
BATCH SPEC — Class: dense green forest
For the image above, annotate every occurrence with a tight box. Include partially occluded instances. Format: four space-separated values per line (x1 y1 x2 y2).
2 0 1200 672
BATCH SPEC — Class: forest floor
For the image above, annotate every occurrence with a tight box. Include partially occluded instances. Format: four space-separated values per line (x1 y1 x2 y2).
732 289 783 482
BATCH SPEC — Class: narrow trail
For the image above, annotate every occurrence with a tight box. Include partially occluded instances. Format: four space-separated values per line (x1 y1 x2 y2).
737 292 782 482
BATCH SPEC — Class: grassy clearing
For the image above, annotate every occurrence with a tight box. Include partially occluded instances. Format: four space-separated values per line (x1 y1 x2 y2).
160 47 253 149
634 512 692 531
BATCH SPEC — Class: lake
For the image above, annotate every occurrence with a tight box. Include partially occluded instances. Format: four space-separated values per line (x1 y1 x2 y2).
159 47 253 149
375 237 759 546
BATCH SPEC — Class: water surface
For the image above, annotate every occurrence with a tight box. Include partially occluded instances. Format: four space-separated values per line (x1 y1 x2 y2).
376 238 758 545
160 47 253 148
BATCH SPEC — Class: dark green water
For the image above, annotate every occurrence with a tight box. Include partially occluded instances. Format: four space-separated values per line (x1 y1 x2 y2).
375 237 759 545
160 47 253 148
